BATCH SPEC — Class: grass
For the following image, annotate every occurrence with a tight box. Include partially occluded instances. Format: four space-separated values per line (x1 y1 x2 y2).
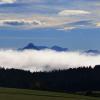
0 87 99 100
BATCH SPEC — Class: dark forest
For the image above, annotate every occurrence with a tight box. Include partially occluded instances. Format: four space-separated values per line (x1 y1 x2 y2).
0 65 100 94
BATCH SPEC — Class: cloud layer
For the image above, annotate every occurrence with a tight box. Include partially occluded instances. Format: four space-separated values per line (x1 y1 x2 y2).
0 49 100 72
0 0 100 30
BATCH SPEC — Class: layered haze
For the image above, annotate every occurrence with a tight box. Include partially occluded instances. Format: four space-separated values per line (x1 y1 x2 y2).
0 49 100 72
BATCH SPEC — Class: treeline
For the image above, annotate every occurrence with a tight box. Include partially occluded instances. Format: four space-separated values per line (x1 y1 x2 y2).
0 65 100 92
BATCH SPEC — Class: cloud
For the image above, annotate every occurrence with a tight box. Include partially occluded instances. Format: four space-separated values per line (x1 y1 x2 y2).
0 0 98 31
0 49 99 72
57 26 76 31
0 0 99 31
0 0 16 4
68 20 92 26
3 20 42 26
0 19 43 29
58 10 91 16
66 20 95 29
96 23 100 27
4 21 26 26
0 15 74 29
0 16 95 30
57 20 96 31
0 14 97 31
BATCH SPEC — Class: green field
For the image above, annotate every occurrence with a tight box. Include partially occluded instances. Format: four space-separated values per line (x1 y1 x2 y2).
0 87 99 100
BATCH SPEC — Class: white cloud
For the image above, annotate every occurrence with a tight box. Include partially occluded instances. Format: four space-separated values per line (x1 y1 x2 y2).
96 23 100 27
57 26 76 31
0 15 75 29
0 49 99 72
59 10 91 16
0 0 16 4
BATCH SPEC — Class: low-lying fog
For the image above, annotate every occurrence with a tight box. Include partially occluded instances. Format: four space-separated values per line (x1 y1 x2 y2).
0 49 99 72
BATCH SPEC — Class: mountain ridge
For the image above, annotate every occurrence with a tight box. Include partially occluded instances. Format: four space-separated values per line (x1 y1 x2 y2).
19 43 100 54
19 43 68 51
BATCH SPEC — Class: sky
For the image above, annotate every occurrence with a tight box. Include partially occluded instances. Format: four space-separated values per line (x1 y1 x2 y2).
0 0 100 50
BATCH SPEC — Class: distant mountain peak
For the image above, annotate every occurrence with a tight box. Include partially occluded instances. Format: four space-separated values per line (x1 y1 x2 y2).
85 49 100 55
51 45 68 51
27 43 35 47
22 43 39 50
51 45 61 48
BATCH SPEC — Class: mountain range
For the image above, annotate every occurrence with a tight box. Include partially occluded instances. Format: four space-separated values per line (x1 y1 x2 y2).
19 43 100 54
19 43 68 52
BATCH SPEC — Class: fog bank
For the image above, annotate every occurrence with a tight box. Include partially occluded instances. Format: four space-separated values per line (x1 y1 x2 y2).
0 49 99 71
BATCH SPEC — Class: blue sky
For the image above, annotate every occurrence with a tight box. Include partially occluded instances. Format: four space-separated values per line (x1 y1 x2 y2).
0 0 100 50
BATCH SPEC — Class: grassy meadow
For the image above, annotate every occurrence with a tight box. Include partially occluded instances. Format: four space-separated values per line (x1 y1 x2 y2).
0 87 99 100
